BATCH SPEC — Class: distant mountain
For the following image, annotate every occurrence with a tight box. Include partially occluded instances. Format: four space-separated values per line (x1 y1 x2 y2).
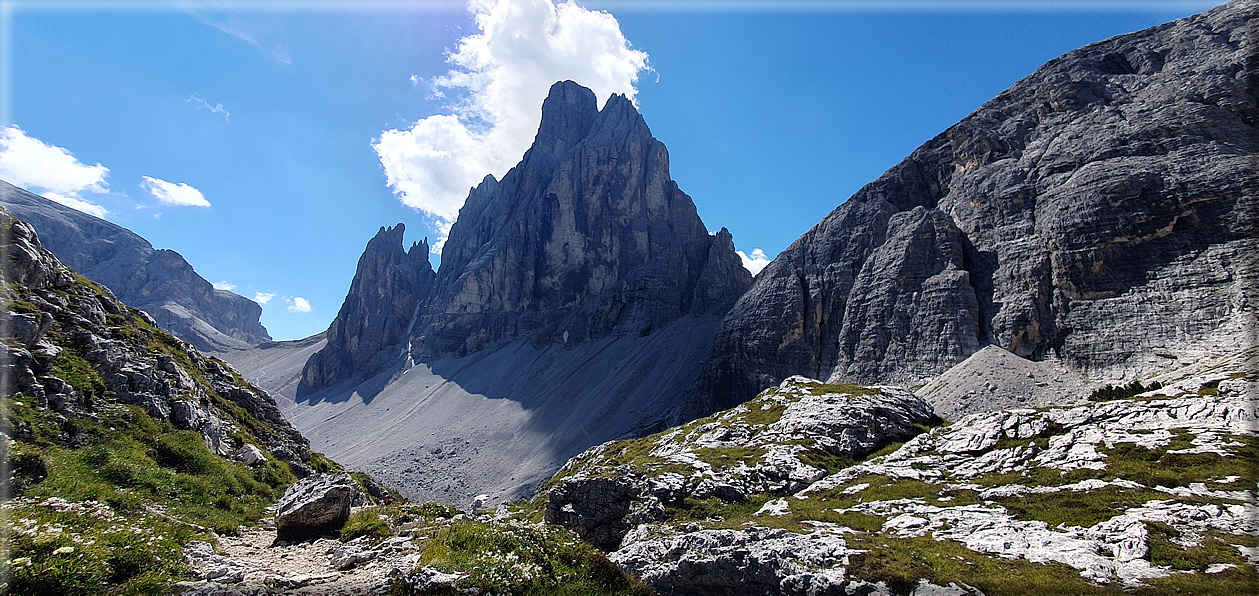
284 81 751 506
0 180 271 352
692 0 1257 415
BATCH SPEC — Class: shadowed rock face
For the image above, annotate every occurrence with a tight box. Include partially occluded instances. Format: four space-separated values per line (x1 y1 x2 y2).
413 81 752 359
0 180 271 352
301 81 752 391
694 0 1259 414
300 224 434 389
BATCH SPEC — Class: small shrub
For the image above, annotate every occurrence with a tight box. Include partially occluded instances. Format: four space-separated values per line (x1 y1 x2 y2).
1088 380 1161 401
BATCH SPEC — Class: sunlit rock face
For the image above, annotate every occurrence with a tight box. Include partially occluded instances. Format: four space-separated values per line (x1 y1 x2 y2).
300 224 434 389
694 0 1258 414
0 180 272 352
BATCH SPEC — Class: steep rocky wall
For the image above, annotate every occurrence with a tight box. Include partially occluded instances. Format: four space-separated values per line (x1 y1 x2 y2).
301 81 752 393
0 180 271 351
301 224 433 389
412 81 751 360
695 0 1258 414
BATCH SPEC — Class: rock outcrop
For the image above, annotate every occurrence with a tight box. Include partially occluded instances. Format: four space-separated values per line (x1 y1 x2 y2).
301 225 434 388
543 376 938 549
300 81 752 394
0 180 271 352
695 0 1258 414
274 473 358 541
412 82 751 360
542 345 1258 594
0 207 311 474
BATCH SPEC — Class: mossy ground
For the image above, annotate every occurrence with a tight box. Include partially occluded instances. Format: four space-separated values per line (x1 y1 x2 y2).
593 389 1259 595
0 271 312 594
414 520 652 595
2 395 299 594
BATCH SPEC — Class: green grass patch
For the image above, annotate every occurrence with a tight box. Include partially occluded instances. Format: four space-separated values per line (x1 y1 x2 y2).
804 475 981 512
1099 433 1258 489
6 396 296 535
995 486 1203 528
845 533 1122 596
662 494 775 527
733 400 787 426
1146 524 1254 573
6 297 41 314
692 446 764 468
3 498 198 595
341 509 393 542
797 449 860 475
52 348 107 402
417 520 653 595
1137 565 1259 595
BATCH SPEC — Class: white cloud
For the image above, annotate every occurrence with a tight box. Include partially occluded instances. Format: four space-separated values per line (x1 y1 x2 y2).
254 292 276 305
737 248 770 276
286 296 313 313
0 125 111 217
187 94 231 122
212 280 237 291
43 192 110 219
374 0 649 241
141 176 211 207
193 13 292 65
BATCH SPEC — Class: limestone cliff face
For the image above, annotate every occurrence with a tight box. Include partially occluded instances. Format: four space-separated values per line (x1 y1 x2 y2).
302 81 752 394
300 224 434 388
0 181 271 352
412 81 752 358
696 0 1258 413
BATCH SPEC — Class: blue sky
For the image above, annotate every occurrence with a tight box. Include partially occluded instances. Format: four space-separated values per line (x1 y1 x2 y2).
0 0 1214 340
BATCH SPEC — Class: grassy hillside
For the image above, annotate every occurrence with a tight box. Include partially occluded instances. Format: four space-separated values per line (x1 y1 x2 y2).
1 208 326 593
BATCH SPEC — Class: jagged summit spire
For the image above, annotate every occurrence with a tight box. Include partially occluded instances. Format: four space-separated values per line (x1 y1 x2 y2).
535 80 599 151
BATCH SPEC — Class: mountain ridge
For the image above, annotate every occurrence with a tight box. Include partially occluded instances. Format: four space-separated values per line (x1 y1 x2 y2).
0 180 272 352
281 80 752 506
692 0 1258 415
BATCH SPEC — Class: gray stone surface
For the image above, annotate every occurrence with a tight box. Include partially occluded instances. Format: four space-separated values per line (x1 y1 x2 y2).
694 0 1258 415
543 377 938 550
274 473 357 542
307 80 750 380
0 180 271 352
413 82 750 359
300 225 434 389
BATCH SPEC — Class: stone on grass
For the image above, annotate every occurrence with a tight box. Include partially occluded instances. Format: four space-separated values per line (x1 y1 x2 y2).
275 472 357 541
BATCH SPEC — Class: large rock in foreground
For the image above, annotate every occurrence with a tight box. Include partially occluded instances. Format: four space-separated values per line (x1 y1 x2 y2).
275 473 357 541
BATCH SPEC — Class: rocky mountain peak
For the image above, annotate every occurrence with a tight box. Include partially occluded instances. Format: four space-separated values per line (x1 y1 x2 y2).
298 81 751 416
300 222 435 390
534 80 599 152
407 81 751 359
692 0 1258 414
